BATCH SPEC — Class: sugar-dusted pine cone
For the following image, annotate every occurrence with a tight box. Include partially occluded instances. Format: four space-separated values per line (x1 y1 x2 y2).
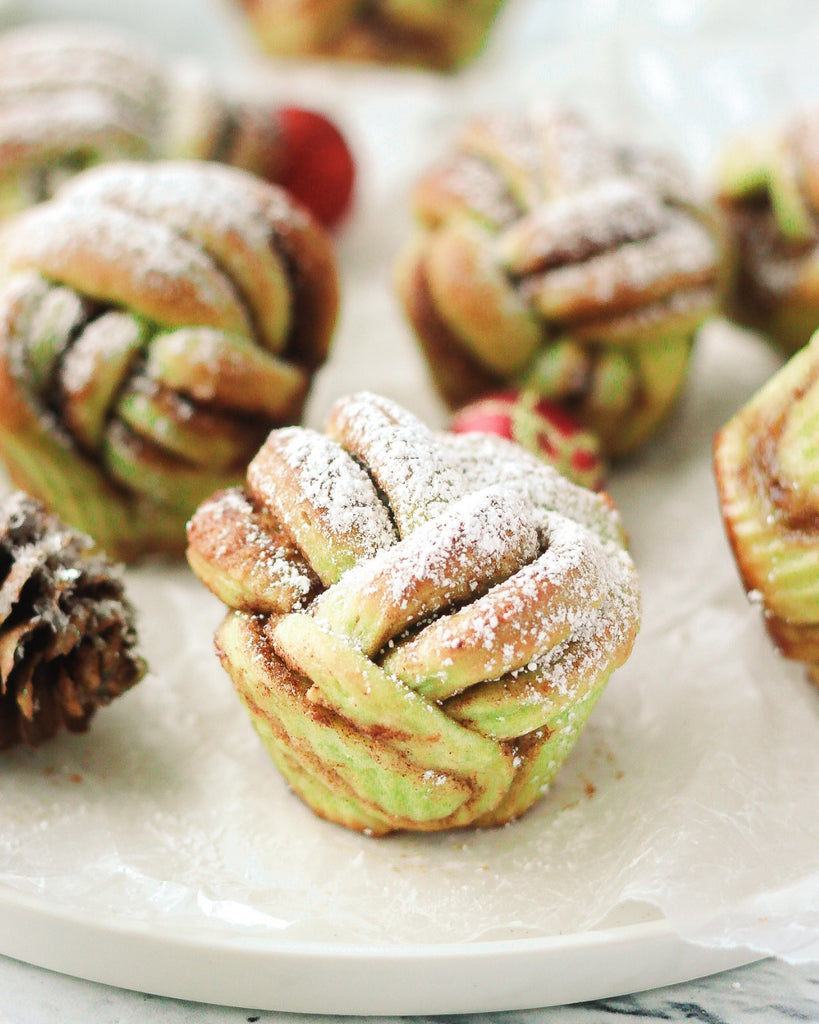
714 329 819 685
715 106 819 355
0 491 146 749
0 159 339 562
395 105 725 458
187 391 640 835
233 0 507 72
0 22 355 228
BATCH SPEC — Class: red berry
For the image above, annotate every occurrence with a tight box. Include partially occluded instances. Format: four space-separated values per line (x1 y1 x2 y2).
450 390 606 491
530 397 580 438
276 107 356 229
449 403 515 441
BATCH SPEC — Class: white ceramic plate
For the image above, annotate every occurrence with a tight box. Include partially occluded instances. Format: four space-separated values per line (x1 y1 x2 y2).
0 324 789 1016
0 888 760 1014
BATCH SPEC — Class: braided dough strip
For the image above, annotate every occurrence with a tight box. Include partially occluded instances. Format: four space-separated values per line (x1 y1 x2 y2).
187 489 319 614
423 219 542 375
219 611 401 836
498 178 667 275
522 216 721 322
474 680 606 827
247 426 398 586
115 380 265 469
0 23 164 106
18 282 89 397
0 273 185 559
0 25 162 195
381 512 630 700
0 160 339 560
445 585 640 740
269 613 516 829
144 327 307 418
0 199 250 336
311 485 539 655
58 161 296 353
323 390 466 533
223 610 513 832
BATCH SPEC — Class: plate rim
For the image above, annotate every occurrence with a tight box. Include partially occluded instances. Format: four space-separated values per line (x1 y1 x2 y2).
0 882 764 1014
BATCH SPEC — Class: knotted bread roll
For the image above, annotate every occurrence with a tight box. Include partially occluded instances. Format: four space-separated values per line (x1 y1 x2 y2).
714 328 819 684
396 105 725 458
0 22 354 227
233 0 507 71
187 391 640 835
716 105 819 354
0 160 339 561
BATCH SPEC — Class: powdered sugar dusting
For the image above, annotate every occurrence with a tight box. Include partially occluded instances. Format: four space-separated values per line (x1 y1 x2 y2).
446 563 639 741
410 102 718 376
526 213 720 315
56 161 305 352
188 389 641 833
191 487 316 610
573 284 716 341
498 177 667 275
325 391 465 534
453 105 621 209
0 25 165 194
621 143 699 209
531 573 638 699
439 431 626 547
59 310 142 398
382 506 638 702
248 426 397 575
0 90 152 161
312 486 540 653
529 104 620 194
423 153 520 228
443 514 616 658
3 199 245 333
370 486 537 604
59 160 276 259
0 24 164 108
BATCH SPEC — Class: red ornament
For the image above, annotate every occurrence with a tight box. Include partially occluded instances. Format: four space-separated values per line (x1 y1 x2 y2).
275 107 356 229
450 390 606 491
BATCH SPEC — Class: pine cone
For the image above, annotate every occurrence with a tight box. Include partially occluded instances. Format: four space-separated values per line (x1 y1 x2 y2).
715 106 819 354
395 105 725 458
0 22 354 228
187 392 640 835
233 0 507 72
0 491 146 749
0 159 339 561
714 329 819 683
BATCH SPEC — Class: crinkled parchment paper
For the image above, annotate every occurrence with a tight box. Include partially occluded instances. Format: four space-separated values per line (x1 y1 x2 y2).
0 0 818 963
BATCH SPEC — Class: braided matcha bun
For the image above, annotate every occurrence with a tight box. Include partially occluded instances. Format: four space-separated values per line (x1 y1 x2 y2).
396 105 725 459
715 106 819 354
0 22 355 228
714 329 819 684
0 160 339 562
187 392 640 835
233 0 507 72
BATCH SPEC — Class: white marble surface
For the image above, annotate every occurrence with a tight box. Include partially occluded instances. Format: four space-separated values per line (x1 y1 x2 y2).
1 954 817 1022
